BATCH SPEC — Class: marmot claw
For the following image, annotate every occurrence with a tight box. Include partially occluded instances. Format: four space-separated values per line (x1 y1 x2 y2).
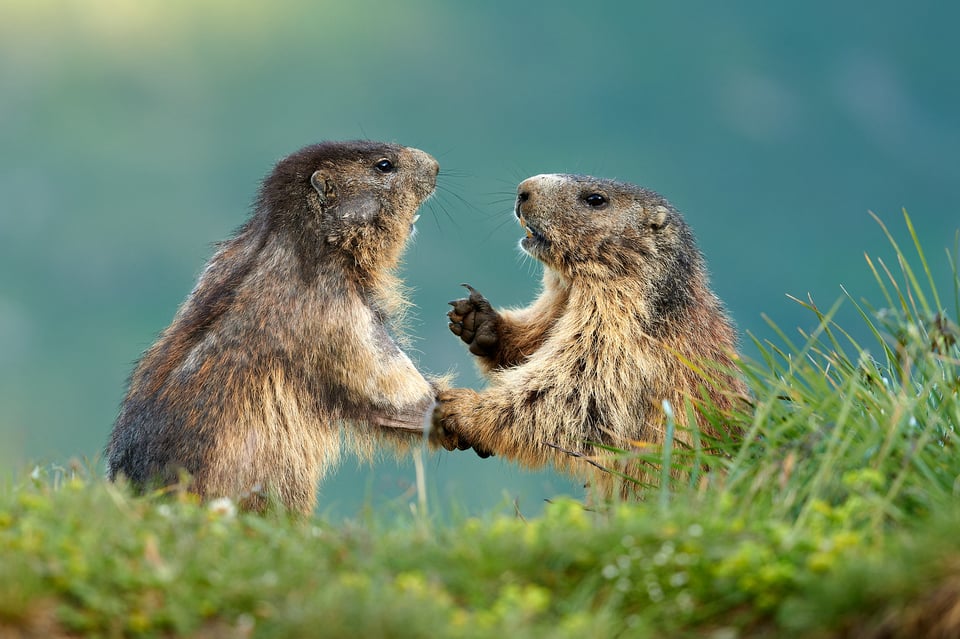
447 284 501 358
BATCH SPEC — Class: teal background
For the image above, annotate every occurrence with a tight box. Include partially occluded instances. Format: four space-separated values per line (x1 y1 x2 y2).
2 1 958 517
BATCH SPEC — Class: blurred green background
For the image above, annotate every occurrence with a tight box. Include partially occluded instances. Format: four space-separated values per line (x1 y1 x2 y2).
2 1 958 517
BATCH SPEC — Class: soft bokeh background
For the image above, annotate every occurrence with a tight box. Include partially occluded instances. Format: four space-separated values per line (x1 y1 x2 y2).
2 1 958 517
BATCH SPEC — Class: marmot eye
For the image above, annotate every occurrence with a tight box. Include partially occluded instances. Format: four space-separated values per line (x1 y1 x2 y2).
374 159 394 173
584 193 608 208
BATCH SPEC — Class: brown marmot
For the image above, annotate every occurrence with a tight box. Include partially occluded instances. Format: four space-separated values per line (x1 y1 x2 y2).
432 173 747 496
107 140 440 513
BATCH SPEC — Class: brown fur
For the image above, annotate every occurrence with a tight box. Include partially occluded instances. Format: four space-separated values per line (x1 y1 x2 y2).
432 173 747 497
107 140 440 513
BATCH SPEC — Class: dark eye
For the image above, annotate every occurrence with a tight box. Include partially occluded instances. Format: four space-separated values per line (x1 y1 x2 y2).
583 193 608 208
374 159 394 173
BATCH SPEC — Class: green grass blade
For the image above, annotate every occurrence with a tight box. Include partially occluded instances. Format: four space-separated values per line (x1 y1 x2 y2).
903 209 943 313
870 210 932 317
659 400 676 511
864 252 896 310
949 231 960 326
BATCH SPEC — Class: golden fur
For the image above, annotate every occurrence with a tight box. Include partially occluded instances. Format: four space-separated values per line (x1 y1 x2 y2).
107 141 439 513
433 173 747 497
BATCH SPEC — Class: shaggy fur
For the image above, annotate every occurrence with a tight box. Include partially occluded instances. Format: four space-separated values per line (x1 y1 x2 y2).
432 173 747 497
107 141 440 513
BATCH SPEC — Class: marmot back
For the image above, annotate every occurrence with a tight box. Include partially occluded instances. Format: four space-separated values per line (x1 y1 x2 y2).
433 173 747 497
107 140 440 513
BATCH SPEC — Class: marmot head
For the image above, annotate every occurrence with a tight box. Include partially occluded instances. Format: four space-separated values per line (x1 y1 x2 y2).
514 173 702 284
257 140 439 278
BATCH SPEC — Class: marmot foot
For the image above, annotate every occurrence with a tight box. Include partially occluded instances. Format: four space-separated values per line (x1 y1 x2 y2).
447 284 500 358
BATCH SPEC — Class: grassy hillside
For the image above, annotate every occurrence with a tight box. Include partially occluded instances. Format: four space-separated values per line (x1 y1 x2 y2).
2 213 958 638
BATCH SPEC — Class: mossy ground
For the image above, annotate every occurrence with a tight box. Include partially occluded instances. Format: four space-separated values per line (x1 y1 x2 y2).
3 470 959 638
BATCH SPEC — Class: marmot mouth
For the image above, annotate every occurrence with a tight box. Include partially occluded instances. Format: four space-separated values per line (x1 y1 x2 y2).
409 214 420 234
518 214 548 250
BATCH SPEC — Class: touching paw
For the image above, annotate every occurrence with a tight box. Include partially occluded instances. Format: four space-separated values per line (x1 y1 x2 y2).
447 284 501 358
430 390 493 459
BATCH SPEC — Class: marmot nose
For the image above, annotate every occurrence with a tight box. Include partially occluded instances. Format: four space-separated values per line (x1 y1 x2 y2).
515 190 530 218
410 148 440 179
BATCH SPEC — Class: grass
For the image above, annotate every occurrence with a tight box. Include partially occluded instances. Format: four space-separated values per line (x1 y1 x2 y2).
2 211 959 638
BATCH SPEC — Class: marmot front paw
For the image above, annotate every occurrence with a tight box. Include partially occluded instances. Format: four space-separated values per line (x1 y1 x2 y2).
430 390 493 458
447 284 500 358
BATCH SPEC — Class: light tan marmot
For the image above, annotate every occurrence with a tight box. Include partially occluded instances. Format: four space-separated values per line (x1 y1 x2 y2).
432 173 746 496
107 140 440 513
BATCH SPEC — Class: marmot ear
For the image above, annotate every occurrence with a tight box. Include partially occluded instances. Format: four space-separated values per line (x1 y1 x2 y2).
310 170 336 206
650 205 671 231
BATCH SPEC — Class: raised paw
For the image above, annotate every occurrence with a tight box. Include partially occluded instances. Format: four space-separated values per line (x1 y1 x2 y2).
447 284 501 358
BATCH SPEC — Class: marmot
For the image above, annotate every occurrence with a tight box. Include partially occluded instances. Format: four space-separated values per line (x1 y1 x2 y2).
107 140 440 513
432 173 747 496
